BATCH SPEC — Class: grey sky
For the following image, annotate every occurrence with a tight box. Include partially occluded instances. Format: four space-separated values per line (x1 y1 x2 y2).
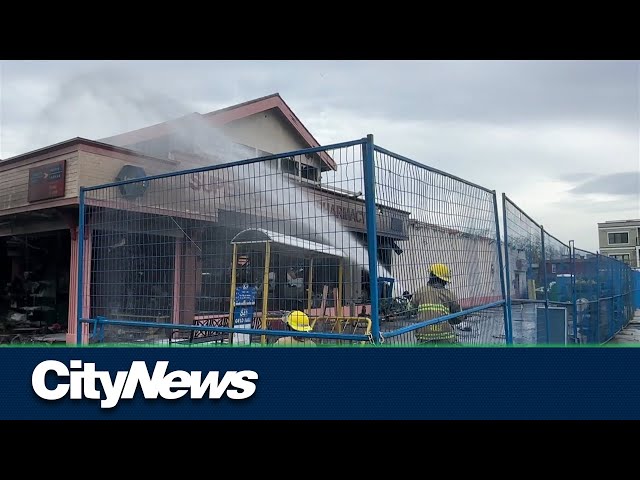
1 60 638 252
570 172 639 195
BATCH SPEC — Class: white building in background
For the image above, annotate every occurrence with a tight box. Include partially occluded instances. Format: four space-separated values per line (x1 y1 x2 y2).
598 219 640 267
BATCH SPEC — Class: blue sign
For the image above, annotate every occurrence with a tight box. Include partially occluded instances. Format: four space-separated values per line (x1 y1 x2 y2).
234 284 257 326
233 305 255 326
235 283 257 306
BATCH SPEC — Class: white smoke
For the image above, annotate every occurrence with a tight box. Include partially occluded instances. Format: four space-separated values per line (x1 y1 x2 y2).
32 65 399 294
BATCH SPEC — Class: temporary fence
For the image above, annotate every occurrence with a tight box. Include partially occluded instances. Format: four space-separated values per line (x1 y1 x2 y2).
502 195 636 345
78 133 508 347
369 146 507 346
77 128 636 348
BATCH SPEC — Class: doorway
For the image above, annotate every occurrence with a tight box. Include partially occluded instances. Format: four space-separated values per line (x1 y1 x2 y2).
1 230 71 337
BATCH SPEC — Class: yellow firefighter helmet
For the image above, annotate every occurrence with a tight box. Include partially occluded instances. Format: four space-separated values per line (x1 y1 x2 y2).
286 310 313 332
430 263 451 282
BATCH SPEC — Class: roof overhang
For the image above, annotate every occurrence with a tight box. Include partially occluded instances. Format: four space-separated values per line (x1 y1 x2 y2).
230 228 347 258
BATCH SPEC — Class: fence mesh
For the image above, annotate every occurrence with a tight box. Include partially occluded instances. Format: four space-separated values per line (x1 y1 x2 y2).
83 139 379 346
504 195 636 345
372 147 506 346
573 248 599 344
542 231 573 342
593 253 634 343
79 135 510 347
78 131 636 348
503 196 544 344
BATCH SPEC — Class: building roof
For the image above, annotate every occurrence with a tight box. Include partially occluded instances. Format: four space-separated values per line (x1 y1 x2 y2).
0 137 176 170
98 93 338 171
598 219 640 226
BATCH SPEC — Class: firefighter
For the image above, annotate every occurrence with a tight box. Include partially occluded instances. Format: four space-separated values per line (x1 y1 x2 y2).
273 310 317 347
410 263 463 345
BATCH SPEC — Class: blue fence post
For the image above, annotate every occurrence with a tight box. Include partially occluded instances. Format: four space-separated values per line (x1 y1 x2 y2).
620 264 625 328
76 187 85 346
91 316 106 343
633 268 639 320
595 254 601 343
624 267 628 325
626 266 630 325
496 193 512 344
362 134 380 345
618 265 629 329
540 225 550 344
633 269 640 311
620 266 624 326
609 261 615 338
569 240 578 342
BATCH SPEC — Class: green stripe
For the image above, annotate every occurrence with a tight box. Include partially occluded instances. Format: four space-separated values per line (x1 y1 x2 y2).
416 332 457 341
417 303 450 314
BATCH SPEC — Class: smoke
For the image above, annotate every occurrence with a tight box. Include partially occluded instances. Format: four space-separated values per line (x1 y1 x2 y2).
36 66 399 293
27 66 190 151
171 114 398 287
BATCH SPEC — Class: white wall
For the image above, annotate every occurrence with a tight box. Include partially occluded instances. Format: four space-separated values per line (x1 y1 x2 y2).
392 222 504 307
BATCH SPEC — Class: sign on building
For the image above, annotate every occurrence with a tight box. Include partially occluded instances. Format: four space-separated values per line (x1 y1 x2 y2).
28 160 66 202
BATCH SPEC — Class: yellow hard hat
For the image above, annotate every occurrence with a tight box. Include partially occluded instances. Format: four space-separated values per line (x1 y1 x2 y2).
430 263 451 282
286 310 313 332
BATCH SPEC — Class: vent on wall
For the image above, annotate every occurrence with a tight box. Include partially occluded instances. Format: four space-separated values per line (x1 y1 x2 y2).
115 165 149 199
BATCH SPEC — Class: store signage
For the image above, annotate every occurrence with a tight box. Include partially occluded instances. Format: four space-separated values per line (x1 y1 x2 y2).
28 160 66 202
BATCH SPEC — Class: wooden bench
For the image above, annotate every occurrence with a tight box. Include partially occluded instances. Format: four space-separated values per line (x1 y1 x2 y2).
169 317 229 346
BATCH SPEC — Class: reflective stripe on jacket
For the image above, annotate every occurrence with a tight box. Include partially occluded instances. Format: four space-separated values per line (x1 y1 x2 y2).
411 283 462 342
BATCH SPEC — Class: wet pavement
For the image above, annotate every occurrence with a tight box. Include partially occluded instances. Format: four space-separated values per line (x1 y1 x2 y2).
606 310 640 345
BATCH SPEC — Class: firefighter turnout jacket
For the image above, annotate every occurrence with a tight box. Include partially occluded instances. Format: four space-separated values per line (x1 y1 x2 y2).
411 283 462 342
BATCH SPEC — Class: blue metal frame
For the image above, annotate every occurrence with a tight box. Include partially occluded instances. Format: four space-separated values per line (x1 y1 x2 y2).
363 134 381 344
634 269 640 310
502 195 543 230
80 134 640 348
382 301 505 339
540 225 550 344
494 192 511 344
80 317 370 343
89 316 106 343
76 187 85 346
569 240 578 341
608 262 615 338
77 138 369 346
595 254 601 343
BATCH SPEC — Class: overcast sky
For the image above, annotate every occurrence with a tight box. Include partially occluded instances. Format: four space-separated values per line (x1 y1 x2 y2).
1 60 638 252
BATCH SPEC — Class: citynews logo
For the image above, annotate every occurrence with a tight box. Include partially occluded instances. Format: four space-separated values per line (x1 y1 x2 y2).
31 360 259 409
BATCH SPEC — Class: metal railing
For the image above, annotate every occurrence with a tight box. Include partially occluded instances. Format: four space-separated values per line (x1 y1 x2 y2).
77 133 508 347
75 127 636 347
503 195 636 345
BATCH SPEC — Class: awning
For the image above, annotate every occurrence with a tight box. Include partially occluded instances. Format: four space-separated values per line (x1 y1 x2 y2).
230 228 347 259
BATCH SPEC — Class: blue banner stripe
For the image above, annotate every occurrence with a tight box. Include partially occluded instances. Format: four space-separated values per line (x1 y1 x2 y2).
3 347 640 420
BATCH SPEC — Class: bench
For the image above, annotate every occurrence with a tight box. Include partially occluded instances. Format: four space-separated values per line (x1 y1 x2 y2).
169 317 229 346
